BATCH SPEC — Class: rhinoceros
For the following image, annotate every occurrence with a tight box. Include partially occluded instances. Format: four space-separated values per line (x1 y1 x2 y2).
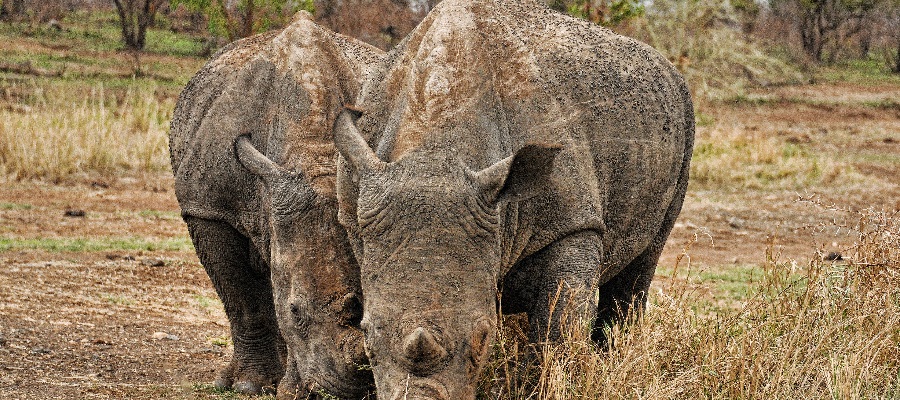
333 0 694 398
169 12 382 398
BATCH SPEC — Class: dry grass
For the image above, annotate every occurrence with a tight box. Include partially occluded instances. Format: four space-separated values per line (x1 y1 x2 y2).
632 0 806 101
478 206 900 399
0 81 173 181
689 123 852 190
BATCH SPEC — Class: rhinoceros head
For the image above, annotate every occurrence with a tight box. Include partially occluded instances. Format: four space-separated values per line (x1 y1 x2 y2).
235 136 372 399
334 111 560 399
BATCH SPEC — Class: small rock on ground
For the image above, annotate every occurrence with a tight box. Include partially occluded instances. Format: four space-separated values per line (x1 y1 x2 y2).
142 258 165 267
151 332 178 341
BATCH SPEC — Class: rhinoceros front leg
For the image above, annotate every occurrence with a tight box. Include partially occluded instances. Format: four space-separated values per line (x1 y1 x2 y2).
184 216 286 394
591 237 662 346
502 230 603 343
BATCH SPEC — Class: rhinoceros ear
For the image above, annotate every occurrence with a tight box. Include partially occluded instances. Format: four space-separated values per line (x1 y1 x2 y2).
235 135 281 182
333 108 385 173
474 143 562 204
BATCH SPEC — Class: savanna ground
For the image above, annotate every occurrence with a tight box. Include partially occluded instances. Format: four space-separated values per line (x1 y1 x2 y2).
1 11 899 400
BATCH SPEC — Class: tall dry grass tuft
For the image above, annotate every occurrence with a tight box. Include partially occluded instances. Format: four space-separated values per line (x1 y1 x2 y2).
689 124 851 190
478 207 899 399
0 81 172 181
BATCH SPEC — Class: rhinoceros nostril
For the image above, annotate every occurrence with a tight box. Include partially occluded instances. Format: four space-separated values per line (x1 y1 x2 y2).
347 334 368 365
340 293 363 327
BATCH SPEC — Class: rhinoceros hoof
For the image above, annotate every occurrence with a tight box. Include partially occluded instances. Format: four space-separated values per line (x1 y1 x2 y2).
213 375 232 391
213 364 279 395
232 380 263 394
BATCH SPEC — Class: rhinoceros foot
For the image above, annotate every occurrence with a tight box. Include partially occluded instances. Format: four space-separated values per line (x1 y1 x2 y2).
273 368 308 400
213 359 280 395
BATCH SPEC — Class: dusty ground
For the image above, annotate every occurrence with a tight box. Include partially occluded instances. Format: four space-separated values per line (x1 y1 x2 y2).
1 83 898 399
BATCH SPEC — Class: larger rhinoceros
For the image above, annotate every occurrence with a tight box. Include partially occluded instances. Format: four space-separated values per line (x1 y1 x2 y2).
332 0 694 398
169 12 382 399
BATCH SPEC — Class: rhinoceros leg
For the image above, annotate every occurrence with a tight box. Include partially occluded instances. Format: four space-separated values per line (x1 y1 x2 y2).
184 216 286 394
591 243 661 346
502 230 604 343
592 193 684 346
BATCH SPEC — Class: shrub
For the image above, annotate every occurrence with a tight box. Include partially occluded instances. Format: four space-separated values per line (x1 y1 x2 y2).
633 0 806 101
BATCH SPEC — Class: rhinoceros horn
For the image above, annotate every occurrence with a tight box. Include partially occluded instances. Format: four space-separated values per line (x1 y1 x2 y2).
234 135 284 181
333 109 386 173
403 327 448 364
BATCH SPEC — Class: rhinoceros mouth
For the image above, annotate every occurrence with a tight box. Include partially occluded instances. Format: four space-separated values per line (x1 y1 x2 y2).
304 372 374 400
387 377 451 400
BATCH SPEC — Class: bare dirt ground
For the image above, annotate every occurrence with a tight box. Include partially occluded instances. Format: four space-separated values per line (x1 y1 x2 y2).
1 83 898 399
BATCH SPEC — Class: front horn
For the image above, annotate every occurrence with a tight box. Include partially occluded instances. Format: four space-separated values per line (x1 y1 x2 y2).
333 109 385 173
403 327 448 364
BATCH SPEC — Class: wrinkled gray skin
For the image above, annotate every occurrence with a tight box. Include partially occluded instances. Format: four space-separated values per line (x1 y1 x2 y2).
169 13 382 399
333 0 695 398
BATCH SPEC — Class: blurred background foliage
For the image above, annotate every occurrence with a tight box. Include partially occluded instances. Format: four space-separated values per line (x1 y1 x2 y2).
0 0 897 99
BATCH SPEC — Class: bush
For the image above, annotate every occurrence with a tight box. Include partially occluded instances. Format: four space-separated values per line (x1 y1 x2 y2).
632 0 806 101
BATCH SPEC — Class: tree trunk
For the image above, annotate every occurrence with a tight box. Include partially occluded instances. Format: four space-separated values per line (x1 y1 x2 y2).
111 0 162 51
241 0 255 40
112 0 138 49
894 39 900 73
800 9 823 62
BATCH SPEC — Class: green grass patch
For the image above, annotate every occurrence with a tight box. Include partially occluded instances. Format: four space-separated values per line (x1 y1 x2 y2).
0 11 209 57
100 292 134 306
209 336 230 348
817 58 900 86
695 264 760 300
143 28 209 57
656 263 766 314
0 236 193 252
194 294 222 311
850 152 900 165
726 94 899 109
0 202 32 210
0 11 207 91
860 98 900 110
695 109 716 127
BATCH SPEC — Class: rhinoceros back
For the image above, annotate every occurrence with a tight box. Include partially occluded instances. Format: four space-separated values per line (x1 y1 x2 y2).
480 0 695 269
349 0 693 271
170 15 384 244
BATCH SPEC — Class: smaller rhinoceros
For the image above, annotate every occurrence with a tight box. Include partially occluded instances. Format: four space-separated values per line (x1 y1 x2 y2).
333 0 694 398
169 12 382 398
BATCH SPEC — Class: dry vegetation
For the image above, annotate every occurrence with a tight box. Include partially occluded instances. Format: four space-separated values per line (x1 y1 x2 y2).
478 205 900 398
0 82 173 181
632 0 807 101
0 4 899 400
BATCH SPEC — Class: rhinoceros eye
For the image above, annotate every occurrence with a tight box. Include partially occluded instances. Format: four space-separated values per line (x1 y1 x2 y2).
271 178 315 217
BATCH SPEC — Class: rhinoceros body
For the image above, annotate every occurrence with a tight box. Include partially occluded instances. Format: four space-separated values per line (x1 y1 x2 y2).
169 13 381 398
333 0 694 398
